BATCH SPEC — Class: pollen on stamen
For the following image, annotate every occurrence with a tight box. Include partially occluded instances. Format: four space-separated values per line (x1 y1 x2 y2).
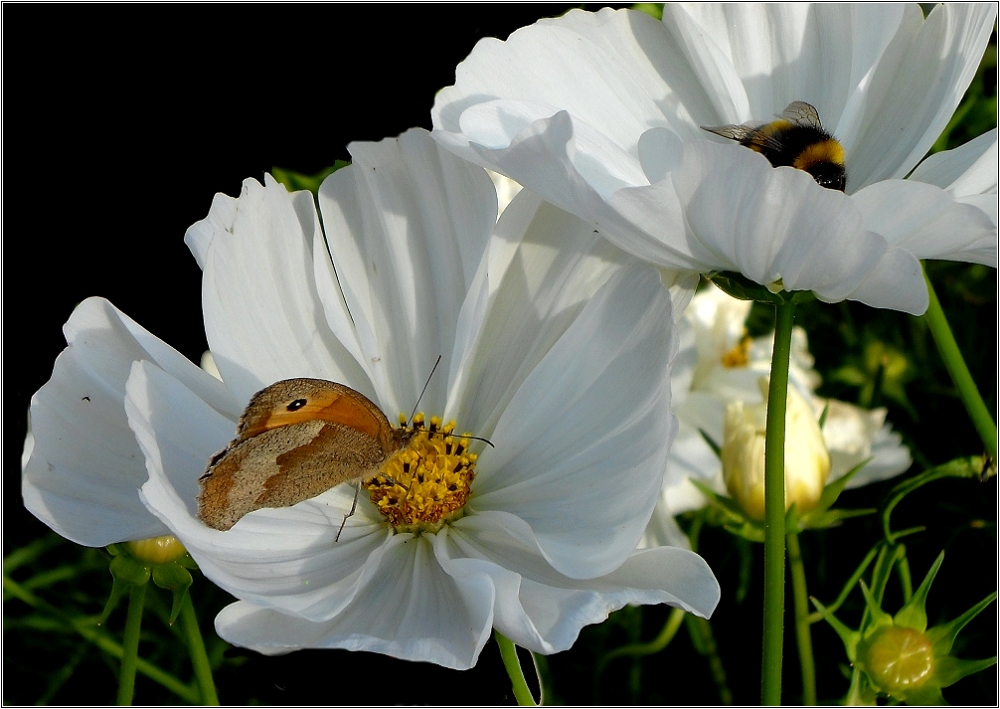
364 415 477 533
721 334 752 368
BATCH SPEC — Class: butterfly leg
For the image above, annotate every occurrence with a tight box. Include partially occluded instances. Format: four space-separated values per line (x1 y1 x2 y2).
335 481 363 542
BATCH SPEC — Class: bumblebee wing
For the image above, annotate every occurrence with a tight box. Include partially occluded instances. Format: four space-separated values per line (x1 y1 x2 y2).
702 123 784 154
779 101 823 130
701 123 756 141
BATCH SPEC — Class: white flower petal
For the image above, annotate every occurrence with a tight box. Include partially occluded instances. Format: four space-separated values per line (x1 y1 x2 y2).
216 535 495 670
442 513 718 654
853 179 997 267
662 4 905 134
475 263 676 577
844 245 928 315
317 129 497 414
817 399 912 487
433 8 707 155
847 4 997 186
189 175 362 404
909 128 998 197
22 297 235 547
449 193 633 434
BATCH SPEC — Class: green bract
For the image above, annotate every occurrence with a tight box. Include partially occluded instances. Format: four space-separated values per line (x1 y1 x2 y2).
103 536 197 625
815 552 997 704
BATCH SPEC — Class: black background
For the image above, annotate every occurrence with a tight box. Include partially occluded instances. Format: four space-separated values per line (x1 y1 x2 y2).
5 5 996 706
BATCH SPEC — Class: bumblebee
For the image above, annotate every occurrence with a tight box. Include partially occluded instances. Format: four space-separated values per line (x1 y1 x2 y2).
701 101 846 191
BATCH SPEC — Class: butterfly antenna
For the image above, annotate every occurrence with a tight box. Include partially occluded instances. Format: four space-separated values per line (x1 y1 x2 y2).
453 433 495 448
407 355 442 426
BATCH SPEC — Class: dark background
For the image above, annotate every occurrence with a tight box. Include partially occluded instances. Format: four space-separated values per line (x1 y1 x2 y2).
5 5 996 706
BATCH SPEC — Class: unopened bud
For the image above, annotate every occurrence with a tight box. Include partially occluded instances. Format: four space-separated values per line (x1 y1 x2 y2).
721 378 831 520
123 535 187 565
859 626 935 693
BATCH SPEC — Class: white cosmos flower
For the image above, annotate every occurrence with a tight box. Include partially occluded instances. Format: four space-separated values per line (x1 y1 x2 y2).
432 4 998 315
24 128 719 670
642 284 912 548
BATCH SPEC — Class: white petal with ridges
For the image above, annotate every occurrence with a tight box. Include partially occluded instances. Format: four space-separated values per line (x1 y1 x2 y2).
475 264 675 577
317 129 496 415
190 175 361 404
442 513 718 653
22 297 235 547
215 534 495 669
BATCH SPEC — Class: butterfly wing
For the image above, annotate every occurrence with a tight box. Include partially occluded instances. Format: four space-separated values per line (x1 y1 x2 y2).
197 419 393 530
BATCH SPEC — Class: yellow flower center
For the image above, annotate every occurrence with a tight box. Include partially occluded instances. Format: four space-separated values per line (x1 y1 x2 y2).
363 414 477 533
863 626 935 693
721 334 752 368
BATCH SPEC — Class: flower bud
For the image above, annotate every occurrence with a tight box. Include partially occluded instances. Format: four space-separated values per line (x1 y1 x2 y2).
123 535 187 565
859 626 935 694
721 378 831 520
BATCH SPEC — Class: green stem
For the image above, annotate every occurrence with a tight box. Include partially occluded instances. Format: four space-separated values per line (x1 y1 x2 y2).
117 583 146 705
3 576 198 703
685 615 733 705
762 301 795 705
178 593 219 705
786 532 816 705
923 266 997 461
495 630 537 706
600 607 686 667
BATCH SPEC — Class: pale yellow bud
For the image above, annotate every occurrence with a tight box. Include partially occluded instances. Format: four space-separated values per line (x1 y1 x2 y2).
721 378 831 521
123 535 187 565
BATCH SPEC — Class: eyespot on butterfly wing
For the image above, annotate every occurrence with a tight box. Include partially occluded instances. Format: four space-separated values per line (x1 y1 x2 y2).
197 378 412 531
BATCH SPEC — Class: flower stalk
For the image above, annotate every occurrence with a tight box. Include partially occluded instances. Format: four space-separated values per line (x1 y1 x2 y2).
117 583 146 706
787 531 816 705
178 594 219 705
495 631 537 706
923 266 997 461
762 301 795 705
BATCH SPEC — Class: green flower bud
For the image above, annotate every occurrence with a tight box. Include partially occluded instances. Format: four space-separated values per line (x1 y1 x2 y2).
859 626 935 694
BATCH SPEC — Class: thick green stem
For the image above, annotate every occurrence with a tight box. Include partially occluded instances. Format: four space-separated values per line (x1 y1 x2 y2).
786 532 816 705
117 583 146 706
178 593 219 705
762 301 795 705
495 630 537 706
923 266 997 461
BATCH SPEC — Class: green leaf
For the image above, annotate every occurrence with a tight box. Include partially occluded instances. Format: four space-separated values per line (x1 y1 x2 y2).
100 554 150 624
807 545 879 624
882 457 984 543
859 580 894 631
811 597 860 660
926 591 998 658
630 3 663 20
933 655 999 689
707 271 816 305
271 162 349 193
698 428 721 458
894 551 944 632
151 564 193 625
689 480 767 542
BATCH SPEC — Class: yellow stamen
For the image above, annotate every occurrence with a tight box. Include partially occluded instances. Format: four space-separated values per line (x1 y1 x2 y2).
364 416 477 533
721 334 752 368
